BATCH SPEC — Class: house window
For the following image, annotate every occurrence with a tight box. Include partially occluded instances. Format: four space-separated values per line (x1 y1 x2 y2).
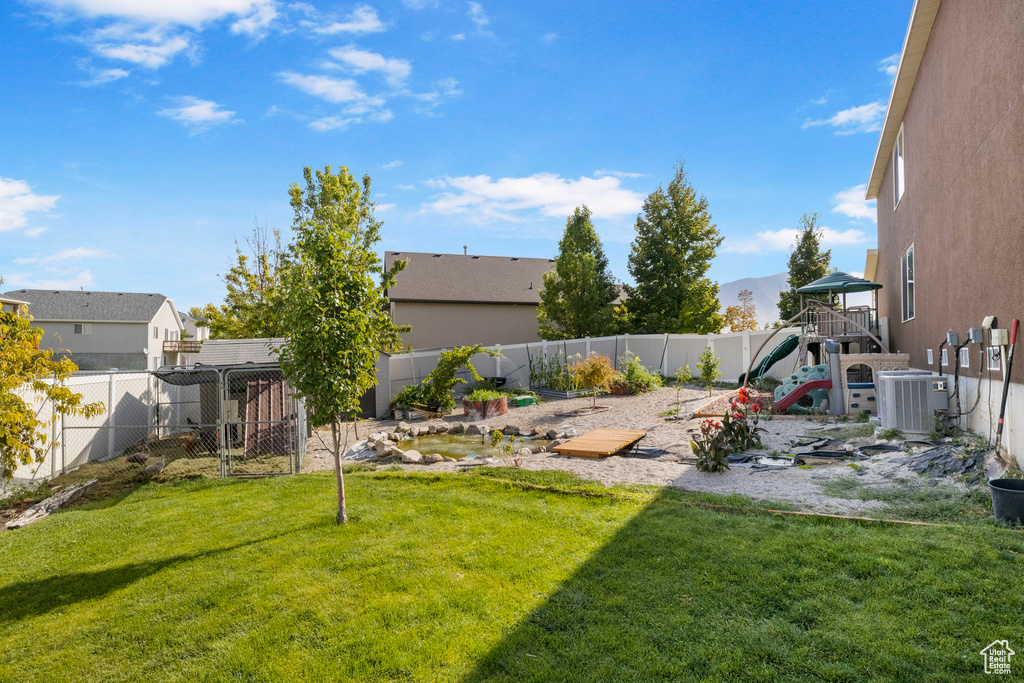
926 349 934 365
893 125 905 206
901 244 915 322
941 348 948 367
153 326 159 339
73 323 92 335
959 347 970 369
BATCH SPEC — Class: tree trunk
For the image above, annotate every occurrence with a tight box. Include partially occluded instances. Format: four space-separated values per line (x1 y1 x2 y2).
331 420 348 524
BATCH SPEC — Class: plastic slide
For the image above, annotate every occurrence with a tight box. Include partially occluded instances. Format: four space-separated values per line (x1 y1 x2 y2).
771 378 833 411
738 334 800 385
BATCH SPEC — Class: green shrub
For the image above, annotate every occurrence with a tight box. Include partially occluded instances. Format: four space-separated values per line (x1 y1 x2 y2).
617 353 662 394
389 384 421 411
465 388 503 402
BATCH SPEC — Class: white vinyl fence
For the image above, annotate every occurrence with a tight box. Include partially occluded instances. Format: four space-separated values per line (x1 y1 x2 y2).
374 329 799 418
9 371 200 485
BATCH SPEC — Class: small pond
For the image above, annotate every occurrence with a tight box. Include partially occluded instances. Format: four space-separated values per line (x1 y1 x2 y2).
397 434 551 461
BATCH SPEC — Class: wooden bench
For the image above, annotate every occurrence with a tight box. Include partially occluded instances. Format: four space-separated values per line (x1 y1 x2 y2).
553 428 647 459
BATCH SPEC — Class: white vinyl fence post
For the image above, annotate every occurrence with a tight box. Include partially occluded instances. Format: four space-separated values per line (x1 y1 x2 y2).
586 337 591 357
742 330 752 377
106 373 116 460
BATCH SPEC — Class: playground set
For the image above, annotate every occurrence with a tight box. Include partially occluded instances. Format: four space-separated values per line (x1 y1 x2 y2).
741 272 909 416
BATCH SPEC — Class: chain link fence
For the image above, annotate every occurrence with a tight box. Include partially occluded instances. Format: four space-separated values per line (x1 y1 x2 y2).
13 365 307 486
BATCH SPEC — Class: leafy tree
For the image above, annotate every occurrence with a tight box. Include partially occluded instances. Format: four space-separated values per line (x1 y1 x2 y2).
569 352 618 409
274 165 406 525
537 206 618 340
625 163 724 334
723 289 759 332
778 213 832 321
1 284 105 480
697 345 722 396
190 221 288 339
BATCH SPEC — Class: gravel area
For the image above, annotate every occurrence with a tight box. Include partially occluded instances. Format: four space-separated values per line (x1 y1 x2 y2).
304 386 938 516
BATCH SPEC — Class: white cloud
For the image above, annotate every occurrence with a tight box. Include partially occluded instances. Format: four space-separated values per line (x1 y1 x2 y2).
402 77 462 113
832 184 876 222
450 33 465 40
595 169 646 179
878 53 899 78
802 101 886 135
279 71 379 104
541 32 558 42
13 247 112 265
158 96 239 132
724 226 870 254
92 32 192 68
327 46 410 86
375 203 395 211
382 160 403 170
466 1 493 37
308 116 359 132
421 172 645 222
403 0 437 8
395 184 416 190
78 66 130 85
34 0 278 26
0 178 59 233
313 5 386 34
24 227 48 238
0 270 97 290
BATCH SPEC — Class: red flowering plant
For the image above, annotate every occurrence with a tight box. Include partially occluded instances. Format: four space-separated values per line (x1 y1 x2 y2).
719 387 767 452
691 418 730 472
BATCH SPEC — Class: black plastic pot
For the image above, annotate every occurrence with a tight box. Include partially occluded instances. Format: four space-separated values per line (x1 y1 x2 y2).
989 479 1024 524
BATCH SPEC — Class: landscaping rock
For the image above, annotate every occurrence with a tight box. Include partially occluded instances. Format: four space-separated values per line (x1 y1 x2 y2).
435 422 449 434
427 424 438 434
517 447 532 457
401 449 423 464
375 440 393 456
466 423 488 436
546 429 560 440
546 439 564 452
563 428 578 438
502 425 520 436
530 426 546 437
369 431 388 443
397 421 411 433
442 456 457 462
448 422 464 434
423 453 444 464
388 445 405 457
408 425 423 437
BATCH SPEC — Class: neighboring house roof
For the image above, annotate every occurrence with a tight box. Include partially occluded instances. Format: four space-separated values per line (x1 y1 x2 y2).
0 294 30 307
865 0 943 200
195 338 286 366
0 289 175 323
385 252 556 305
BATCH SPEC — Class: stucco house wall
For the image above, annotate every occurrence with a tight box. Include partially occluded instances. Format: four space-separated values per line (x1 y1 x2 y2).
871 0 1024 462
392 301 542 349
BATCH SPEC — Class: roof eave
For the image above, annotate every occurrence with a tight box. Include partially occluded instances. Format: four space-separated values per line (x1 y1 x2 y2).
865 0 943 200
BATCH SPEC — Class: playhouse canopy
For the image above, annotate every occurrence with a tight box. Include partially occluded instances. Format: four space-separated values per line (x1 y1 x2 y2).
796 271 882 295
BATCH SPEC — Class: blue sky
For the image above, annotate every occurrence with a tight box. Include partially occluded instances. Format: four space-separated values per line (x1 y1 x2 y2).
1 0 911 311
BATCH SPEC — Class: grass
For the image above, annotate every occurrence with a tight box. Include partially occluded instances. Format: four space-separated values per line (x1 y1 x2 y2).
822 475 994 523
1 469 1023 681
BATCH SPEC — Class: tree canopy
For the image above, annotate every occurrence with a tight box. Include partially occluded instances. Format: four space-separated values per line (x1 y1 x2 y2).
1 283 105 480
624 163 724 334
778 213 832 321
537 205 619 340
190 221 288 339
274 165 404 524
723 289 759 332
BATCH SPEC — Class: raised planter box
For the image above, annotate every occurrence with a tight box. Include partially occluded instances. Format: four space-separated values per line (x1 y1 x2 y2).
462 396 508 420
532 388 591 400
609 382 631 396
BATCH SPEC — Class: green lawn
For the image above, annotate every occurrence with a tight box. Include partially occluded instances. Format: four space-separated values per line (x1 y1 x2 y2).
1 469 1022 681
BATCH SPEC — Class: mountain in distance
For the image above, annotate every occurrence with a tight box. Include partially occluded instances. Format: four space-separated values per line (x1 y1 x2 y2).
718 272 788 328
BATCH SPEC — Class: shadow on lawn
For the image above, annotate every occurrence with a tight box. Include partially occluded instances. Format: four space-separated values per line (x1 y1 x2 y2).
462 489 974 682
0 528 313 625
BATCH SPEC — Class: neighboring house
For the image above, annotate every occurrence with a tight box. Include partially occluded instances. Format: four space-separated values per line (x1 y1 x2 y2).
1 289 187 371
0 293 30 313
178 312 210 366
865 0 1024 458
385 251 557 349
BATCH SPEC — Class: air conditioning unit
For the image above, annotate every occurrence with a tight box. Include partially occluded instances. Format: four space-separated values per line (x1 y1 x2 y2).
877 372 949 433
